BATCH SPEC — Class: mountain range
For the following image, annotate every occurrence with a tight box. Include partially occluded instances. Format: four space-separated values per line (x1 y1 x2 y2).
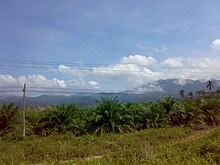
1 79 219 107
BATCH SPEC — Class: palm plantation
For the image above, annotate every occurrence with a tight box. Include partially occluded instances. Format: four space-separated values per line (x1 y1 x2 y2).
32 104 88 136
1 88 220 138
0 83 220 164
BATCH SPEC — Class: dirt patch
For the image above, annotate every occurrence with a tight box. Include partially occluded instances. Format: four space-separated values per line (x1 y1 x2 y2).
174 127 220 144
84 155 104 160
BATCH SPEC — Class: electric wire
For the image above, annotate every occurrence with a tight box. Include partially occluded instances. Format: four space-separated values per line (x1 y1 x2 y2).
0 59 220 73
0 59 219 95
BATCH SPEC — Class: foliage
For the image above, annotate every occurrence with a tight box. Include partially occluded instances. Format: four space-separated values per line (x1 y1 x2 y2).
35 104 88 136
25 108 43 135
126 100 170 130
206 80 214 92
0 103 21 137
87 97 134 135
170 99 205 127
2 87 220 164
125 103 148 130
2 80 220 139
179 89 185 98
200 97 220 126
144 102 169 128
159 96 176 113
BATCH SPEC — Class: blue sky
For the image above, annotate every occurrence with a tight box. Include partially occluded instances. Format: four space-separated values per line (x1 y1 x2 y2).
1 0 220 94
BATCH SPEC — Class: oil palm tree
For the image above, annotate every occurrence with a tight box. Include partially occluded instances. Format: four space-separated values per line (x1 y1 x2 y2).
25 108 43 135
125 103 148 130
87 97 134 135
170 100 205 127
200 97 220 126
0 103 20 136
144 102 169 128
159 97 176 114
37 104 87 135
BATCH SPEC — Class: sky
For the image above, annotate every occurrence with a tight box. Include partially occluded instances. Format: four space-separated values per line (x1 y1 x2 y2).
1 0 220 95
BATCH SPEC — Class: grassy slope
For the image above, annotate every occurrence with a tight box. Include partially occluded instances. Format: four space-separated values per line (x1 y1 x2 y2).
0 127 220 165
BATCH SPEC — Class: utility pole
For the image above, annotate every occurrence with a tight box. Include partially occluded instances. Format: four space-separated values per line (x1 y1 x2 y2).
22 83 26 137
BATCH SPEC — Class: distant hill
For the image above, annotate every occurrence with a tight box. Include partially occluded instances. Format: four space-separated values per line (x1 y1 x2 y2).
125 79 219 95
1 79 219 107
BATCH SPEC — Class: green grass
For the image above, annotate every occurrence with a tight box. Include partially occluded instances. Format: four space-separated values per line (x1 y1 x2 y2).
1 127 220 164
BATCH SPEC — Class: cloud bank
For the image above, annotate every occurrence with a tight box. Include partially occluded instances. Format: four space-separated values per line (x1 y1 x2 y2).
57 55 220 85
1 54 220 94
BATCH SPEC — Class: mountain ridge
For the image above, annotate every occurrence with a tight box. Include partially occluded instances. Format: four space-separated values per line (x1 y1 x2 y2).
1 79 219 107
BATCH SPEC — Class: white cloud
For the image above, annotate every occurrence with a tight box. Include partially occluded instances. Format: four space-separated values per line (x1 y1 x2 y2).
88 81 99 89
121 55 156 66
132 82 164 94
58 64 70 72
53 78 66 88
161 57 183 67
66 78 86 88
0 74 55 87
2 55 220 94
210 39 220 50
0 74 99 95
58 64 88 77
92 63 157 84
190 57 218 68
50 55 220 91
57 55 158 85
0 75 17 85
173 79 189 86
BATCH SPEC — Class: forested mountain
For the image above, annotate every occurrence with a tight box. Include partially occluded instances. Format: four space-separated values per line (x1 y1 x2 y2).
1 79 219 107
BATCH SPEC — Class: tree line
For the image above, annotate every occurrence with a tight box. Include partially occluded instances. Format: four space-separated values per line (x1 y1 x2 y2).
1 80 220 140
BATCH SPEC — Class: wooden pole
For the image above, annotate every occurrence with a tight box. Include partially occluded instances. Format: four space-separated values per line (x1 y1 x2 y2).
22 83 26 137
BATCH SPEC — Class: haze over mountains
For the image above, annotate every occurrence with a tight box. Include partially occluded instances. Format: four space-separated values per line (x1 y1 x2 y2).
1 79 219 107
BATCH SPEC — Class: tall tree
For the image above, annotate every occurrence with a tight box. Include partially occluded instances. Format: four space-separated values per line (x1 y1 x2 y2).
179 89 185 98
206 80 214 92
216 86 220 93
188 91 193 98
196 90 206 97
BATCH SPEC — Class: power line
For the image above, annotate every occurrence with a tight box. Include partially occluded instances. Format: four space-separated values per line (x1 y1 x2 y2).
0 65 219 73
1 58 220 69
0 90 22 93
0 87 122 93
0 86 21 88
0 37 135 51
0 90 177 95
1 62 220 73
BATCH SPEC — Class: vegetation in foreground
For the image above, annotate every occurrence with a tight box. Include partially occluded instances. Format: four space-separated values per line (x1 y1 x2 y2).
1 80 220 164
0 127 220 164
